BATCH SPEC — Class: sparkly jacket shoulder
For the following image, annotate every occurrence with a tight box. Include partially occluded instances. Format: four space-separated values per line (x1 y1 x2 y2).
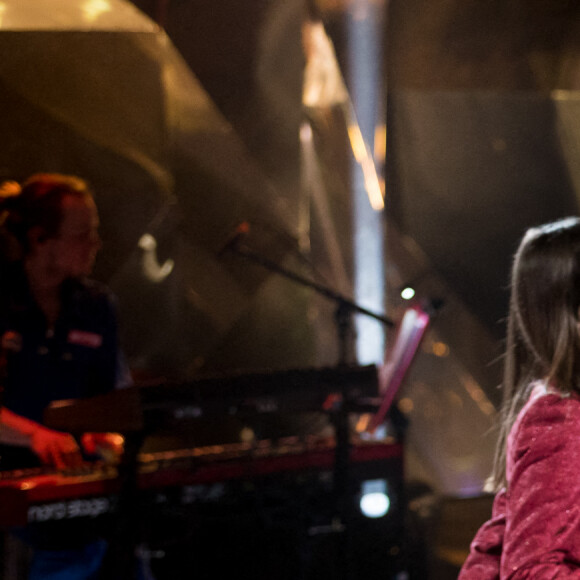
459 385 580 579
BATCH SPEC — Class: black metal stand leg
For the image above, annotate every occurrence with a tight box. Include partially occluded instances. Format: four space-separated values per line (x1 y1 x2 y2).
101 432 145 580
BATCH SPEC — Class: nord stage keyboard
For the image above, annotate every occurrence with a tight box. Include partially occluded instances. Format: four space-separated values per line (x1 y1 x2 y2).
0 437 403 529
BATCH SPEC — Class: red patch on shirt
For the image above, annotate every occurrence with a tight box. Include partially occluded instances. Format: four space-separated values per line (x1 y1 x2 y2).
67 330 103 349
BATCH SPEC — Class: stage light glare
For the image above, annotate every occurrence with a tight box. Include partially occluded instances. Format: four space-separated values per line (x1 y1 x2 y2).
360 479 390 518
82 0 112 22
401 287 415 300
300 121 313 143
360 492 390 519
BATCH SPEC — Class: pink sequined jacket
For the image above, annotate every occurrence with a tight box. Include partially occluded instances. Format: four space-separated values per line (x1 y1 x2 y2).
459 384 580 579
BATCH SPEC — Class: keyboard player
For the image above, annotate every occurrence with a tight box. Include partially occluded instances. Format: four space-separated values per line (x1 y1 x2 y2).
0 174 130 580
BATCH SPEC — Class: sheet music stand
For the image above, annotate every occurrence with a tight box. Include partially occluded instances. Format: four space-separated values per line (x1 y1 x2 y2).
367 303 432 434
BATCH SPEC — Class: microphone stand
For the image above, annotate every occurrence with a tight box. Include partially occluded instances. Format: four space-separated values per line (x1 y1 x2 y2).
228 243 393 331
225 243 393 580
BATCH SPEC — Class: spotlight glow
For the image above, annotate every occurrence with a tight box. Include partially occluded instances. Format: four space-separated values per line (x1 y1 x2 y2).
401 287 415 300
360 479 390 518
82 0 112 22
347 1 386 366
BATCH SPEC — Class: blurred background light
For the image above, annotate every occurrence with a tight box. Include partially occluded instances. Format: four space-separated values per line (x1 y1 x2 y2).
360 479 391 518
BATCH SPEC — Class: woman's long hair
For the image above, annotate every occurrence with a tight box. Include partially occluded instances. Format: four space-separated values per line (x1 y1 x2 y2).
491 217 580 490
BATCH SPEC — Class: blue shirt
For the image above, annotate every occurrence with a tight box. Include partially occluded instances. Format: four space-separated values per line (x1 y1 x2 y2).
0 267 133 569
0 265 127 432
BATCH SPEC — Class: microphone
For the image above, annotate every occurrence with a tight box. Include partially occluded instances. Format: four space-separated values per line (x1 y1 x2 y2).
218 221 250 256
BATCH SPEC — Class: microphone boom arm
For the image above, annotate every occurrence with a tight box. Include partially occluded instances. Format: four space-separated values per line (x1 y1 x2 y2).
229 243 393 329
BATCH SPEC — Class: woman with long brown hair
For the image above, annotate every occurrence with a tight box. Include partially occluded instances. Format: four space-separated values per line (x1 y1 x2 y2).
460 216 580 578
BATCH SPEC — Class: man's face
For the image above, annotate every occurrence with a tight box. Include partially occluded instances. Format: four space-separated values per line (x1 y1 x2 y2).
48 194 101 279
